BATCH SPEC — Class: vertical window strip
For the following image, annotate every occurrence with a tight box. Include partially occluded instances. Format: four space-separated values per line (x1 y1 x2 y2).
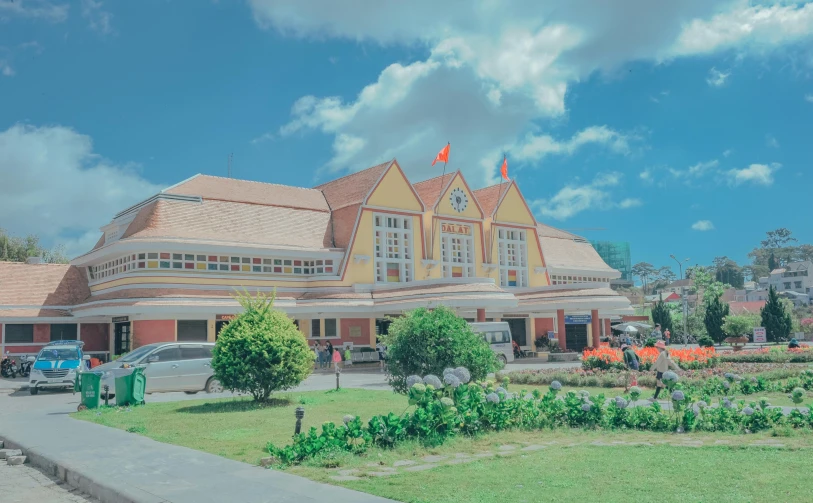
373 213 413 283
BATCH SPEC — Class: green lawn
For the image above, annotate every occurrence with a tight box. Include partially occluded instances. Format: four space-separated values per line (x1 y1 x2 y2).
74 386 813 503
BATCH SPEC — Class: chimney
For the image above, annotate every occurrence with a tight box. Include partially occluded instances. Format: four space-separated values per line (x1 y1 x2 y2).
26 256 43 265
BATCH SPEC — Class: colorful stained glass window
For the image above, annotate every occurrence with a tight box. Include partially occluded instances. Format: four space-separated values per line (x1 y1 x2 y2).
508 270 517 287
138 262 145 268
253 258 261 264
219 264 229 271
241 264 250 272
196 255 206 261
208 256 217 262
252 265 261 272
173 262 182 269
160 253 170 260
208 264 218 271
231 265 239 271
184 263 194 269
160 261 170 268
452 266 463 278
387 263 400 282
173 253 182 260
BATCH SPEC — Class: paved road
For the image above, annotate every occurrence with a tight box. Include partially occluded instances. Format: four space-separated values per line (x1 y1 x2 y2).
0 372 395 503
1 459 98 503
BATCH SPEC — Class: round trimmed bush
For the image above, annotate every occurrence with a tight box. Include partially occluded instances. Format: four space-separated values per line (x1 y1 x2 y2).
211 291 313 402
384 306 499 393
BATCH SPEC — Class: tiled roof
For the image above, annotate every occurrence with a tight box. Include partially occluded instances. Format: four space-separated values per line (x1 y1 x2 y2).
0 262 90 307
120 198 334 250
372 282 504 299
472 183 510 217
514 287 619 300
413 172 456 210
728 301 767 314
0 308 72 318
315 161 392 210
164 174 329 212
87 288 299 302
536 228 617 273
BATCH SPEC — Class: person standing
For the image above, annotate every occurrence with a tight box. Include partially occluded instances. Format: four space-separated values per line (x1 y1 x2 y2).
332 347 342 371
312 343 319 370
621 344 639 392
650 324 663 341
650 341 679 401
343 346 353 367
316 342 326 369
664 328 671 346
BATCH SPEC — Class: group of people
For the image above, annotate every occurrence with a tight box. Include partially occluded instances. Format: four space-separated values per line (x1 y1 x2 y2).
312 341 344 370
621 339 680 401
649 324 671 345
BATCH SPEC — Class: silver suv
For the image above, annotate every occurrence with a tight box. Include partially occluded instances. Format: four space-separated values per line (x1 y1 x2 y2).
92 342 223 399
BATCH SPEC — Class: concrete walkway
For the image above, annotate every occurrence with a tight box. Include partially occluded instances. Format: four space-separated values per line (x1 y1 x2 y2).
0 376 395 503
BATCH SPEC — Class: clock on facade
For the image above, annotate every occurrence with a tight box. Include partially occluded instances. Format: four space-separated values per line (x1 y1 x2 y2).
449 188 468 213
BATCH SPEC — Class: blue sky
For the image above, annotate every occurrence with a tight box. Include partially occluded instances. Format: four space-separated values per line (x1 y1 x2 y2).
1 1 812 276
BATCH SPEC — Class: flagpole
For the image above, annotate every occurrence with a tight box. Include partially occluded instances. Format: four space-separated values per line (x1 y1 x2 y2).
430 142 449 262
490 155 506 269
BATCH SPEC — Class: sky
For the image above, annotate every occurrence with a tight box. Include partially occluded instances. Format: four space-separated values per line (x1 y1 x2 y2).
1 0 812 276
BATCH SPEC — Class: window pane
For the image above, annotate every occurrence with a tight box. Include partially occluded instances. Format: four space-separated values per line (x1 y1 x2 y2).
50 324 78 341
325 319 337 338
5 324 34 343
177 320 208 341
152 347 181 362
311 319 321 337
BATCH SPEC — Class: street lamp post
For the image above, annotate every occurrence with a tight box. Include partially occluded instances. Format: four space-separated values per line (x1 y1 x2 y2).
670 254 690 344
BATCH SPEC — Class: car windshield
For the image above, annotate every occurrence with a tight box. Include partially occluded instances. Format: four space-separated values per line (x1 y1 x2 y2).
117 345 156 363
38 347 80 361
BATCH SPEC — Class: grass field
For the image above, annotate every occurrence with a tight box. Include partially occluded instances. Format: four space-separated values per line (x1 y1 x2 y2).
74 386 813 502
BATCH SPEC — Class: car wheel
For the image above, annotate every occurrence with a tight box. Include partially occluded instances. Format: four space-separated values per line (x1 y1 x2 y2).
206 377 223 394
184 391 198 395
498 354 508 365
29 387 38 395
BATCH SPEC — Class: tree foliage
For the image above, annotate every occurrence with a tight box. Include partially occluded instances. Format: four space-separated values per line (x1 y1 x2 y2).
384 306 498 393
651 299 673 333
631 262 656 294
703 294 730 343
211 290 312 402
722 314 758 338
760 286 793 342
0 229 69 264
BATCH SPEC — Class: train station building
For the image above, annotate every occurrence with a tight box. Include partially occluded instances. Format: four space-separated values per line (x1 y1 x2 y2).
0 160 632 358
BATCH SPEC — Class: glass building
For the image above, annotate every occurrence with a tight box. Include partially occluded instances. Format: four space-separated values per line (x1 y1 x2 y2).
590 241 632 286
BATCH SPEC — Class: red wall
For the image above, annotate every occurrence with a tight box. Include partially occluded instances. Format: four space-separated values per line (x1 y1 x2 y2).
133 320 175 348
621 315 649 323
81 323 109 352
534 318 555 340
3 345 44 355
340 318 371 345
33 324 50 343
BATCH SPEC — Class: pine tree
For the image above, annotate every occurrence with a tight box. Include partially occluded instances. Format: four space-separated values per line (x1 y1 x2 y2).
760 286 793 342
651 299 673 333
704 294 730 343
768 252 778 271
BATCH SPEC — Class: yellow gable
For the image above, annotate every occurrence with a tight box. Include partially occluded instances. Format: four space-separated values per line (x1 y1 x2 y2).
493 183 536 226
434 172 484 220
365 162 423 212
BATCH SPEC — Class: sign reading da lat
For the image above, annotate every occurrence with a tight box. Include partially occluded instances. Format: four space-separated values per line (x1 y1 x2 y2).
441 223 471 235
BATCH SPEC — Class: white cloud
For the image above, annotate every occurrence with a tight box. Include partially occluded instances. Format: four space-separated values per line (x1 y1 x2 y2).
692 220 715 231
765 134 780 148
639 169 653 182
1 64 14 77
670 159 719 181
706 67 730 87
0 0 68 22
0 124 163 257
531 172 639 220
726 163 780 186
669 2 813 57
723 149 733 157
513 125 638 162
248 1 813 184
81 0 114 35
806 94 813 103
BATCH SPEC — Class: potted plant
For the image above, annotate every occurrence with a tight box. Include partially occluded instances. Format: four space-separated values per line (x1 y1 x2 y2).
534 337 550 361
722 314 756 352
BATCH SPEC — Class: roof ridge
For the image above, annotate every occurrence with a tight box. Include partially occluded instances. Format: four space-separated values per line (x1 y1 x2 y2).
313 159 393 189
188 174 325 193
413 171 456 187
0 261 71 267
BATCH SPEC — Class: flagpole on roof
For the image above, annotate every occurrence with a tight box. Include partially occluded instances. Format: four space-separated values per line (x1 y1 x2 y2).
490 154 507 266
430 142 450 261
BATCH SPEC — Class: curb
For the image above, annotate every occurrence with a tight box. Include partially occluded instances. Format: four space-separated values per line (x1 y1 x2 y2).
0 435 166 503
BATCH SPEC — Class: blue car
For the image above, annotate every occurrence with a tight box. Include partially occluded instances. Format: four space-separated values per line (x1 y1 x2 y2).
28 340 90 395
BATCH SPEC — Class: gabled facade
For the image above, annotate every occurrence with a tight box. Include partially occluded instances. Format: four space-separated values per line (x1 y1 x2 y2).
1 160 632 358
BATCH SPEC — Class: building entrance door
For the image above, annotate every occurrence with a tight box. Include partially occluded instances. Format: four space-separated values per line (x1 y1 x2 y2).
114 322 131 355
565 324 588 352
506 318 527 347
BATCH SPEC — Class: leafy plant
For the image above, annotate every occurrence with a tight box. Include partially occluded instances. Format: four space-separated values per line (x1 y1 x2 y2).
761 286 793 342
211 290 313 402
704 294 730 343
384 306 498 393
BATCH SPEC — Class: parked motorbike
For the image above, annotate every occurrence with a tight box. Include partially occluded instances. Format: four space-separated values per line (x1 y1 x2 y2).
17 355 33 378
1 352 18 378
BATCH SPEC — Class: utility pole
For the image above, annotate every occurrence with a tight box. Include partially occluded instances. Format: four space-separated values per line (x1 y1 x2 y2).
670 254 690 344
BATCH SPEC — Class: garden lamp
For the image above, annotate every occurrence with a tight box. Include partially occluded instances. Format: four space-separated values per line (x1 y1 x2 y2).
294 406 305 435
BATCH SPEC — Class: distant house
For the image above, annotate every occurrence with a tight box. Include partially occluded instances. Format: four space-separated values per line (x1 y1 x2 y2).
746 289 770 302
769 261 812 299
661 279 694 295
722 288 747 303
728 301 767 314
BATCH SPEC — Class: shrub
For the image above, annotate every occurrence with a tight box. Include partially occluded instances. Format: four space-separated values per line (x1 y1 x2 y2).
211 290 313 402
644 337 656 348
384 306 498 393
697 335 714 347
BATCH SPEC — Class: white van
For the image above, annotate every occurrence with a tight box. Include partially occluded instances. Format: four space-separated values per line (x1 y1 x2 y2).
469 322 514 364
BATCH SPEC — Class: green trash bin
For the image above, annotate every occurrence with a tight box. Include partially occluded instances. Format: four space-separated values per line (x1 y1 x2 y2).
115 367 146 406
79 372 101 409
132 367 146 405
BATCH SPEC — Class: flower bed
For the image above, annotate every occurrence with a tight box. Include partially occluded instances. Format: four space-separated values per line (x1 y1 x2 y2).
504 363 808 390
582 346 718 371
719 346 813 363
266 367 813 465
